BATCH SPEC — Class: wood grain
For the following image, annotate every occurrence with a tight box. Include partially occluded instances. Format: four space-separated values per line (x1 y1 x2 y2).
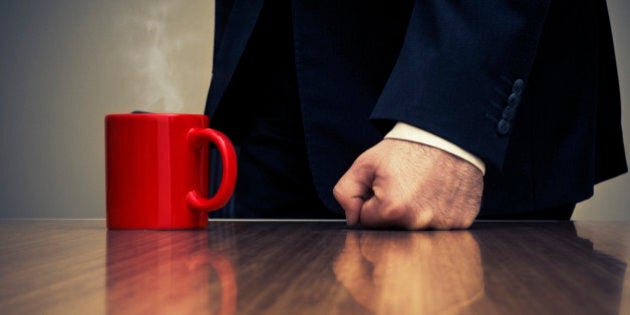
0 220 628 314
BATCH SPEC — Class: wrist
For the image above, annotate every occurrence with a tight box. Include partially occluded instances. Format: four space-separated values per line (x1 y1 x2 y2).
384 122 486 175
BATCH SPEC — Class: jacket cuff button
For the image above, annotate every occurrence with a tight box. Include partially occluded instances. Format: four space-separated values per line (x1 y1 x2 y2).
497 119 511 136
512 79 525 94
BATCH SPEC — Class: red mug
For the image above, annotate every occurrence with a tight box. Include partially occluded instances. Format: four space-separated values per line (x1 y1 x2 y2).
105 113 237 229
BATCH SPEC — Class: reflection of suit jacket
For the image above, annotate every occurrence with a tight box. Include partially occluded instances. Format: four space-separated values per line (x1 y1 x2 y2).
205 0 627 217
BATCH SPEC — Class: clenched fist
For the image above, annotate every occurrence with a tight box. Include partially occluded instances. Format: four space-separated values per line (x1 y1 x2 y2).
333 139 483 229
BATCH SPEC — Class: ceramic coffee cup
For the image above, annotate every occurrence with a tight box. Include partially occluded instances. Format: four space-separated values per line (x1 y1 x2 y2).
105 113 237 229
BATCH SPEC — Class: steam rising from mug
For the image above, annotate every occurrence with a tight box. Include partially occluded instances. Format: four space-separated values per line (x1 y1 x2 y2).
119 1 197 112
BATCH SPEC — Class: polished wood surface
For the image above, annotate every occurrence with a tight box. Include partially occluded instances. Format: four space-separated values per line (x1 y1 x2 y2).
0 220 629 314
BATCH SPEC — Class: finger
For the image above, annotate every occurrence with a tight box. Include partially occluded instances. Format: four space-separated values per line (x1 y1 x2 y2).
333 165 375 226
356 195 386 228
360 196 434 230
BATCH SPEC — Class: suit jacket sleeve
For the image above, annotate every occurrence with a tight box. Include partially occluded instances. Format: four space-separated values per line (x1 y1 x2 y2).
370 0 551 170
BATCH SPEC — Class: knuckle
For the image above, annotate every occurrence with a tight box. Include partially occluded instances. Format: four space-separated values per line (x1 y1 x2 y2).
403 206 434 230
458 216 476 229
379 202 412 223
332 185 342 200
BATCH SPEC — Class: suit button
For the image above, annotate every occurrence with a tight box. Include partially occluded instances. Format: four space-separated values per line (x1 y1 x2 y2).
512 79 525 94
502 105 517 121
508 93 521 107
497 119 511 135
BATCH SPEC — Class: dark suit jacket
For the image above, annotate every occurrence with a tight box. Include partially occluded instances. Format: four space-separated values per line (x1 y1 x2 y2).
205 0 627 217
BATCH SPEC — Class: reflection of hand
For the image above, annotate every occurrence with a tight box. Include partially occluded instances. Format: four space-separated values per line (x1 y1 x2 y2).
334 139 483 229
333 231 483 314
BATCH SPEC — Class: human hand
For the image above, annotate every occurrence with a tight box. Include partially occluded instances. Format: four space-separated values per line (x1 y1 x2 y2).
333 139 483 229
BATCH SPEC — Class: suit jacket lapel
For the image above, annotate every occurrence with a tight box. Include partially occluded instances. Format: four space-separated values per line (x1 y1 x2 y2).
206 0 264 113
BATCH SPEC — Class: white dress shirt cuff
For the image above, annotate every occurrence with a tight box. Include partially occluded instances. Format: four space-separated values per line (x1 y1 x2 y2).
384 122 486 175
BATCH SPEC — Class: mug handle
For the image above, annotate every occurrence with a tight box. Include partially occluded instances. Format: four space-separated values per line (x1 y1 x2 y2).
186 128 237 212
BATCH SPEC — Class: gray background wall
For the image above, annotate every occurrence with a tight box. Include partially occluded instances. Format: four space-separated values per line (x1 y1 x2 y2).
0 0 628 219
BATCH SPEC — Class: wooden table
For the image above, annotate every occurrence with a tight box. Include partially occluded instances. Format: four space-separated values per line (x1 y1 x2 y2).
0 220 628 314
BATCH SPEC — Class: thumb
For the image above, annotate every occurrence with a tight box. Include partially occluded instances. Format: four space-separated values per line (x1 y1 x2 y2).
333 163 375 226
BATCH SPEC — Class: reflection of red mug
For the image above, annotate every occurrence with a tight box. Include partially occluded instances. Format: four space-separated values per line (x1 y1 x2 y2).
106 231 237 314
106 113 237 229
